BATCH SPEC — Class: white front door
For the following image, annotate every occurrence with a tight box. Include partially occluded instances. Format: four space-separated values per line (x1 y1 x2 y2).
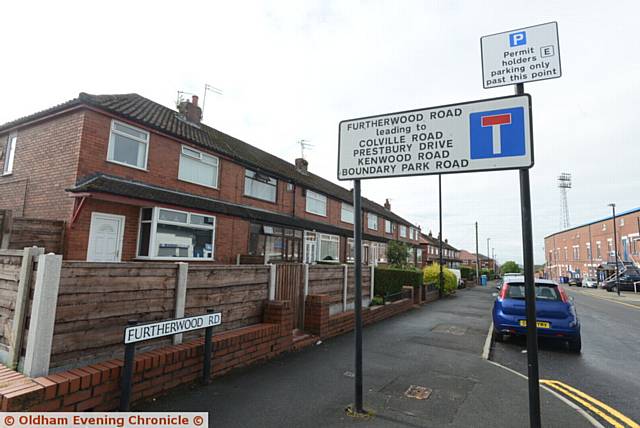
87 212 125 262
304 231 317 264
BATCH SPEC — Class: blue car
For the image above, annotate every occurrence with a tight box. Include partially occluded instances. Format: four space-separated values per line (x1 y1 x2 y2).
492 276 581 353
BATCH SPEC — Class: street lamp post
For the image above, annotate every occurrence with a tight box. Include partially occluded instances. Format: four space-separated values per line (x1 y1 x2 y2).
487 237 491 274
609 203 620 297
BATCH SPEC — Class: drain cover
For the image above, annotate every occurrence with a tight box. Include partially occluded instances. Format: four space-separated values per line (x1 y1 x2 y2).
404 385 432 400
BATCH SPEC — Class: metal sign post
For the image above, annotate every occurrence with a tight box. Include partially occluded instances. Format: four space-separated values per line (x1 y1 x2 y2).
438 174 444 291
353 179 364 413
517 81 541 428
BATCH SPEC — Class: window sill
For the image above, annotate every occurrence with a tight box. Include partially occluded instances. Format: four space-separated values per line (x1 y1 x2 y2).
305 210 327 218
243 194 277 204
107 159 148 172
1 172 12 177
178 177 219 190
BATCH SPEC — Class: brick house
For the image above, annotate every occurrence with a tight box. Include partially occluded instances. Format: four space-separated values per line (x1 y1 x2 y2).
543 207 640 281
0 93 421 264
459 249 495 271
418 232 461 268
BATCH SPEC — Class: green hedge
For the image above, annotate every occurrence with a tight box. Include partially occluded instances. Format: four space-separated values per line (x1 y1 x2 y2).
374 267 423 297
460 265 475 280
424 263 457 296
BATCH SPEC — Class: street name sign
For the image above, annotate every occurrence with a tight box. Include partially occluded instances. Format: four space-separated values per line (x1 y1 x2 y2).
337 95 532 180
481 22 561 89
124 313 222 344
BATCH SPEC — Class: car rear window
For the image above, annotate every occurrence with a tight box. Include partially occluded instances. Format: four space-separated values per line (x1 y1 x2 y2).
505 283 561 301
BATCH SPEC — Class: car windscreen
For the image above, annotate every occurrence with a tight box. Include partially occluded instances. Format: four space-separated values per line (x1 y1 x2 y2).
505 283 561 301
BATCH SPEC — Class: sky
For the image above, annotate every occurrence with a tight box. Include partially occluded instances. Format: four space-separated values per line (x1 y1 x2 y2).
1 1 638 264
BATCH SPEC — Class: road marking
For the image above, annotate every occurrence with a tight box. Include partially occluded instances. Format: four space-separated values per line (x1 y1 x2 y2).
565 288 640 310
541 379 639 428
486 360 604 428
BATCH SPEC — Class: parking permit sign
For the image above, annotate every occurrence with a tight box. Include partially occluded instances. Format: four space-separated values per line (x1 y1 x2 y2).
337 94 533 180
481 22 561 88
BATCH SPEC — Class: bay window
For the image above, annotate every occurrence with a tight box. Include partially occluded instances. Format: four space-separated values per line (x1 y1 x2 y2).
107 120 149 170
137 207 215 259
179 145 219 188
244 169 277 202
318 234 339 261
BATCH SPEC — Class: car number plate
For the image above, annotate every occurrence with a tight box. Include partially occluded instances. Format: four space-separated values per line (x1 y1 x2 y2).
519 320 550 328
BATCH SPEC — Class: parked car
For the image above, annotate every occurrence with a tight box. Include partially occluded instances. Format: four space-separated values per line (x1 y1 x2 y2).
602 272 640 292
582 277 597 289
568 277 582 287
492 276 581 352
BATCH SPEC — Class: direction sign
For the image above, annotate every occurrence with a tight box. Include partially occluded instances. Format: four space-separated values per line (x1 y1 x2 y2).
124 313 222 344
481 22 561 89
337 95 532 180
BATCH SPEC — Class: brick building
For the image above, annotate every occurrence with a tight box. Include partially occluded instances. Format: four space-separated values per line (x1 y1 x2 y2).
418 232 461 268
459 249 496 271
0 93 421 264
544 207 640 281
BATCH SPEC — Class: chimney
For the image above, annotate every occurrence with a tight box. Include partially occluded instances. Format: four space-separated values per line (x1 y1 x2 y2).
445 238 448 244
177 95 202 125
384 199 391 210
295 158 308 174
428 230 432 237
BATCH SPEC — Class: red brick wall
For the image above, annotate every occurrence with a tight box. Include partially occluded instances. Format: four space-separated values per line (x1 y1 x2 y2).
544 209 640 280
0 111 84 220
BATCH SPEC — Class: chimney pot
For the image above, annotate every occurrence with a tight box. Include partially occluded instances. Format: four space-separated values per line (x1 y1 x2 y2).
384 199 391 210
295 158 308 173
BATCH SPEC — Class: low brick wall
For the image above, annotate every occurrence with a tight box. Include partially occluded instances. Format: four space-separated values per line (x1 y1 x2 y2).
305 286 414 340
423 290 439 303
0 301 292 412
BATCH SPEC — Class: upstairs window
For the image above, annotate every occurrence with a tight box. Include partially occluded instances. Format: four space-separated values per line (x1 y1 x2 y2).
179 146 219 188
367 213 378 230
107 120 149 170
399 225 407 238
2 135 16 175
306 190 327 216
244 169 277 202
341 203 354 224
385 220 392 234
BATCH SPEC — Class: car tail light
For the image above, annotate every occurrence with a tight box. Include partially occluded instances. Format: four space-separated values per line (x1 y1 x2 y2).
558 287 569 303
499 283 509 299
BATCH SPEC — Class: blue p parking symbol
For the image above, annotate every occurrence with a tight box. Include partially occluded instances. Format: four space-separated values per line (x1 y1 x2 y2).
509 31 526 47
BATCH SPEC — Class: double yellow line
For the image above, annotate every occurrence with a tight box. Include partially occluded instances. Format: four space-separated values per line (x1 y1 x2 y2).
541 380 638 428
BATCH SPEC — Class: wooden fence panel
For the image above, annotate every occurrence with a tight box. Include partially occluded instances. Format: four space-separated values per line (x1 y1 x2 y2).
0 251 23 358
48 262 179 370
4 217 65 254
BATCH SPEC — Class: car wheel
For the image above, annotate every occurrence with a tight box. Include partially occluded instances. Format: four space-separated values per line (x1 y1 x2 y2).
568 336 581 353
492 329 504 343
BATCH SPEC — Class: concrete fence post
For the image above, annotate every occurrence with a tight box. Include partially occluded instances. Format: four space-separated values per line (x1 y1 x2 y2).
173 262 189 345
7 246 44 369
269 264 276 300
23 253 62 377
370 265 375 303
343 265 348 312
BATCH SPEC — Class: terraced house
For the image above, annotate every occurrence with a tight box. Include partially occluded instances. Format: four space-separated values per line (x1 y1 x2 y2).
0 93 421 264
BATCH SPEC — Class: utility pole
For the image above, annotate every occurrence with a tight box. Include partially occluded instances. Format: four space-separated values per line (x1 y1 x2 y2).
487 237 491 274
609 203 620 296
475 222 480 285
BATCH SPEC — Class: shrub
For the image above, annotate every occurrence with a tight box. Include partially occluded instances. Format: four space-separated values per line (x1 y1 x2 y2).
370 296 384 306
387 240 411 268
374 266 423 297
460 265 475 280
423 263 457 295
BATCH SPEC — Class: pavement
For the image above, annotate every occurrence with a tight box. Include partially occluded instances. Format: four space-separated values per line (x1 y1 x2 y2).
491 284 640 427
139 286 591 427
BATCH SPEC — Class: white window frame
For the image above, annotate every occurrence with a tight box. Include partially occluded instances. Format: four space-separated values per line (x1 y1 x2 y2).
107 120 150 171
367 213 378 230
2 134 17 175
306 190 327 216
399 225 407 238
136 207 216 261
318 233 340 262
178 145 220 189
244 168 277 202
341 203 354 224
384 220 392 234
